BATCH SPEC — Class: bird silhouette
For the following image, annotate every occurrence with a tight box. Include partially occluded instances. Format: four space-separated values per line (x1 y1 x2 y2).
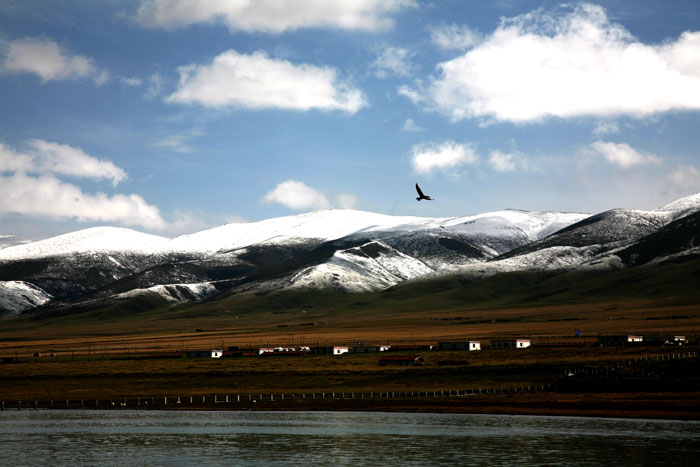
415 183 433 201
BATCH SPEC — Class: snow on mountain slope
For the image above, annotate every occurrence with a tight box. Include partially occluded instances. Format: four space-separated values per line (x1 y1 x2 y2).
0 281 52 317
0 227 169 261
0 209 589 262
114 282 218 304
655 192 700 220
0 235 31 250
457 244 616 278
287 241 433 293
444 210 589 241
165 209 589 255
166 210 429 254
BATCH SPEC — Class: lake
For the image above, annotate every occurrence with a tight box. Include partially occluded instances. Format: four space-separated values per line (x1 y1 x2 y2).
1 410 699 466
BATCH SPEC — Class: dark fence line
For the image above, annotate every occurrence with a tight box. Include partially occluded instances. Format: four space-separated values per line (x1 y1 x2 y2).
563 350 698 377
3 351 695 412
0 384 552 412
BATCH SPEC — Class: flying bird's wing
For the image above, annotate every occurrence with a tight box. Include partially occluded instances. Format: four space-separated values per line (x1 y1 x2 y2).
415 183 425 198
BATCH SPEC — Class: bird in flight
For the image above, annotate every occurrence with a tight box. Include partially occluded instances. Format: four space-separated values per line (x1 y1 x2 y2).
415 183 433 201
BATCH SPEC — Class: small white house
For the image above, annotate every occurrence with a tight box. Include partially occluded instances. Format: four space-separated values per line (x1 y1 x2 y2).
258 348 274 355
627 335 643 343
469 341 481 351
332 346 349 355
211 349 223 358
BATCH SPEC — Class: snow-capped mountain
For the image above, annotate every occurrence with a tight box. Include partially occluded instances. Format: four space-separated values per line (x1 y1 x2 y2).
1 193 699 316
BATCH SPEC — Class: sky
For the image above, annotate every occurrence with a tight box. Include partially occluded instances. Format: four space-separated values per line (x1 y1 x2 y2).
1 0 700 240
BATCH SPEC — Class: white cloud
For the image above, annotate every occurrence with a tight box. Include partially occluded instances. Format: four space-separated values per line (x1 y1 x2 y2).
121 76 142 87
1 139 126 186
590 140 662 169
153 131 203 154
146 72 165 100
371 45 414 78
488 150 531 172
334 193 358 209
400 118 424 132
430 23 481 50
29 139 127 186
410 140 479 175
397 84 423 104
167 49 367 114
592 120 620 136
262 180 358 211
0 172 166 231
2 37 108 85
667 165 700 192
488 151 517 172
262 180 331 211
136 0 416 33
0 143 34 172
161 209 248 236
418 4 700 123
0 139 164 231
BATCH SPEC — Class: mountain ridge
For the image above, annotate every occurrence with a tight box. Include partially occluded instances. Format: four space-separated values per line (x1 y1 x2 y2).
1 193 699 318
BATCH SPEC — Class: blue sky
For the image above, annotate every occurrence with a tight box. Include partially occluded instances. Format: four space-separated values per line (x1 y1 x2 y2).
1 0 700 240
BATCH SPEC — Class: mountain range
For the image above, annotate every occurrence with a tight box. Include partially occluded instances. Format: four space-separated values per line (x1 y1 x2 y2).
1 193 699 318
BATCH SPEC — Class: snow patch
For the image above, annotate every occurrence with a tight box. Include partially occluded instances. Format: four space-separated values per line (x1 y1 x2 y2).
114 282 218 304
288 241 432 293
0 281 52 317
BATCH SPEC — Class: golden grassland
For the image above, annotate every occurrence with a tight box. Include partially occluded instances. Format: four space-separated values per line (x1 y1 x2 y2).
1 296 699 419
1 297 698 357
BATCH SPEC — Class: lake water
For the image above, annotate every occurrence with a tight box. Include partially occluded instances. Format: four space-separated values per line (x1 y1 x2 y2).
1 410 699 466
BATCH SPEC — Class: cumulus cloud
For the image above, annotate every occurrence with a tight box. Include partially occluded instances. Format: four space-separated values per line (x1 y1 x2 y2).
135 0 416 33
262 180 331 211
262 180 357 211
1 37 108 84
430 23 481 50
410 140 479 175
167 49 367 114
667 165 700 192
1 139 126 186
29 139 127 186
371 45 414 78
0 172 166 230
0 140 165 230
590 140 661 169
413 3 700 122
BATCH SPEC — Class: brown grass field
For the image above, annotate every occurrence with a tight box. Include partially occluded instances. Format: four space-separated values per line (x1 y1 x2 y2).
1 296 699 419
